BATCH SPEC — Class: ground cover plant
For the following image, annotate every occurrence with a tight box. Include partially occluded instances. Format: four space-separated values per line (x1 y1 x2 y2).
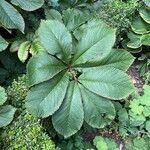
0 0 150 149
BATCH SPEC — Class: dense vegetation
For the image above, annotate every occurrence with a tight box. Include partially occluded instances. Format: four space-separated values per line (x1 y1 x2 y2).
0 0 150 149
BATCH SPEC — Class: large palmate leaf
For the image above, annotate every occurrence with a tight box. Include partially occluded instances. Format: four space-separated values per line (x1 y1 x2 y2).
0 35 8 52
11 0 44 11
0 0 24 32
73 20 116 65
52 82 84 138
79 85 115 128
27 52 67 87
79 67 134 100
26 72 69 118
26 19 134 137
0 105 16 128
38 20 72 62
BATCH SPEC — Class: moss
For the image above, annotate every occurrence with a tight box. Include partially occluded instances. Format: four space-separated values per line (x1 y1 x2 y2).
2 111 56 150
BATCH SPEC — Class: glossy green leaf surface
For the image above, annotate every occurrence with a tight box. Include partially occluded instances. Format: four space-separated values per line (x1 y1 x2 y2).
38 20 72 62
52 82 84 138
0 86 7 106
79 67 134 100
79 86 115 128
0 35 8 52
140 9 150 24
0 105 16 128
27 52 66 87
73 20 116 65
26 72 69 118
11 0 44 11
18 41 30 63
0 0 25 32
131 17 150 34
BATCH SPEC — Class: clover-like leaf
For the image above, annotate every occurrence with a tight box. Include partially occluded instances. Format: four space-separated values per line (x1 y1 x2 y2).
129 99 144 115
0 105 16 128
146 121 150 132
143 106 150 117
11 0 44 11
0 0 25 32
139 85 150 106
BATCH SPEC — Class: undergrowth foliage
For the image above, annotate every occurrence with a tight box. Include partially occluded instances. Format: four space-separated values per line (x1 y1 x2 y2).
26 18 135 138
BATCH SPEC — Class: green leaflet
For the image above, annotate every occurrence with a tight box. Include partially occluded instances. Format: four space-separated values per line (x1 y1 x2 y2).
79 67 134 100
62 8 90 31
0 0 24 32
0 35 8 52
73 20 116 65
0 86 7 106
131 17 150 34
26 72 69 118
38 20 72 62
52 81 84 138
27 52 66 87
18 41 30 63
0 105 16 128
74 49 135 71
140 9 150 24
45 9 62 22
11 0 44 11
143 0 150 7
138 85 150 106
141 34 150 46
127 32 142 49
79 85 115 128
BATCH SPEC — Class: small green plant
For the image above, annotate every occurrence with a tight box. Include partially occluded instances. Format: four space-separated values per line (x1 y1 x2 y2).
26 18 135 138
125 136 150 150
126 3 150 50
93 136 118 150
118 85 150 137
0 86 16 128
2 111 55 150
